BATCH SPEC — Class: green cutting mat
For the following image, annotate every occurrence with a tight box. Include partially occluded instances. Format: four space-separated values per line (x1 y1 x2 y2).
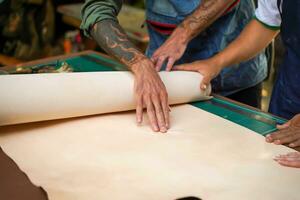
192 99 286 136
37 53 287 135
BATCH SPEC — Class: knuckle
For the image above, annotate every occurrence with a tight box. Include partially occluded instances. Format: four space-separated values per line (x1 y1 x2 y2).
147 106 155 113
150 91 160 99
158 56 166 61
160 91 168 100
156 109 164 116
160 89 168 96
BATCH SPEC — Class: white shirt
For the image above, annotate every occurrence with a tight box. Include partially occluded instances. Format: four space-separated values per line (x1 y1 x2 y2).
255 0 282 29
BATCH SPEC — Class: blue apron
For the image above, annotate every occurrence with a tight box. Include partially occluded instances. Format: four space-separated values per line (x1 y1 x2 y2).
145 0 267 96
269 0 300 119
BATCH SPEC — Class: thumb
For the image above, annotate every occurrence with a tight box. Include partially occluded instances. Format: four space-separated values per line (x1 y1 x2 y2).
199 73 212 91
173 64 197 72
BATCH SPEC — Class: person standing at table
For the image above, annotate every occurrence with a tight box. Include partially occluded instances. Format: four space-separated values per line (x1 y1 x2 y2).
80 0 267 132
173 0 300 168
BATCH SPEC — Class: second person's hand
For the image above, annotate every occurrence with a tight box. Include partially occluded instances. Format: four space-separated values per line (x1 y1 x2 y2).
174 58 222 91
266 114 300 148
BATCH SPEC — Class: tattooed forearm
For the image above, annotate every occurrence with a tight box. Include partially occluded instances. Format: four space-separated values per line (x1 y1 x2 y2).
91 20 146 68
179 0 236 40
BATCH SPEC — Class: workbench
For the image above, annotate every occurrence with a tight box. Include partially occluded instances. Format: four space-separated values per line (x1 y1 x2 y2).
57 4 149 44
0 51 297 200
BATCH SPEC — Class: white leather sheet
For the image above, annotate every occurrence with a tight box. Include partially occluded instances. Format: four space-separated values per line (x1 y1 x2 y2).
0 71 299 200
0 105 299 200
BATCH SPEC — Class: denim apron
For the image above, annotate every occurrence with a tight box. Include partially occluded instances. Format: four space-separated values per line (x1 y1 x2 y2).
269 0 300 119
145 0 267 96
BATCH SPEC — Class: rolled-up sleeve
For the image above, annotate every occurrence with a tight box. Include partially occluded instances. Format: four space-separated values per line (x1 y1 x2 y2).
80 0 122 36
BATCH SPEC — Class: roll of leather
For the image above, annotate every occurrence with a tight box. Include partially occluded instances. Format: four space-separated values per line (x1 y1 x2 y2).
0 71 211 126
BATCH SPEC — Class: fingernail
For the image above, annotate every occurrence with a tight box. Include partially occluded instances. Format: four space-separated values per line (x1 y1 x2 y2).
266 137 272 142
274 155 281 159
274 140 281 145
202 84 207 90
161 127 167 133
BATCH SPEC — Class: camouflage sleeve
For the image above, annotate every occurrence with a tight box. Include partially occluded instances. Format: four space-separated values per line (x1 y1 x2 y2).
80 0 122 37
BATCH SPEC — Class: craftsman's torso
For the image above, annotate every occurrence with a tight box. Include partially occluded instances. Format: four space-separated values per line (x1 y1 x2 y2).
145 0 267 96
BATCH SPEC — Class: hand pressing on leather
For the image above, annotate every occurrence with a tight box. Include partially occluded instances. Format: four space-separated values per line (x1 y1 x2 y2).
132 58 170 133
266 114 300 148
173 58 222 91
274 152 300 168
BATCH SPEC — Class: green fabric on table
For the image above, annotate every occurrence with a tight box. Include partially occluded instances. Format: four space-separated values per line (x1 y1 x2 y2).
192 98 287 136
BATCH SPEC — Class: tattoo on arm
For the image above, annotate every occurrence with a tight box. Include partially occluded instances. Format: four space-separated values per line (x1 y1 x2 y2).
91 20 145 68
180 0 236 39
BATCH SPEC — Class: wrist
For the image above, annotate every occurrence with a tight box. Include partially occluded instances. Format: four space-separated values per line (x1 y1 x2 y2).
171 26 190 45
130 56 154 75
207 56 225 74
210 53 227 71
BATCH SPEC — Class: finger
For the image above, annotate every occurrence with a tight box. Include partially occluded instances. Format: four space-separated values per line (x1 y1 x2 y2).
165 57 176 72
173 64 198 72
274 152 300 168
284 152 300 159
277 120 291 130
277 160 300 168
152 94 167 133
150 56 156 64
155 56 167 72
136 94 143 124
265 134 274 143
289 138 300 148
275 154 298 160
151 54 160 67
276 132 300 145
145 95 159 132
152 50 160 60
160 91 170 129
285 152 300 157
265 129 294 144
275 153 300 161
